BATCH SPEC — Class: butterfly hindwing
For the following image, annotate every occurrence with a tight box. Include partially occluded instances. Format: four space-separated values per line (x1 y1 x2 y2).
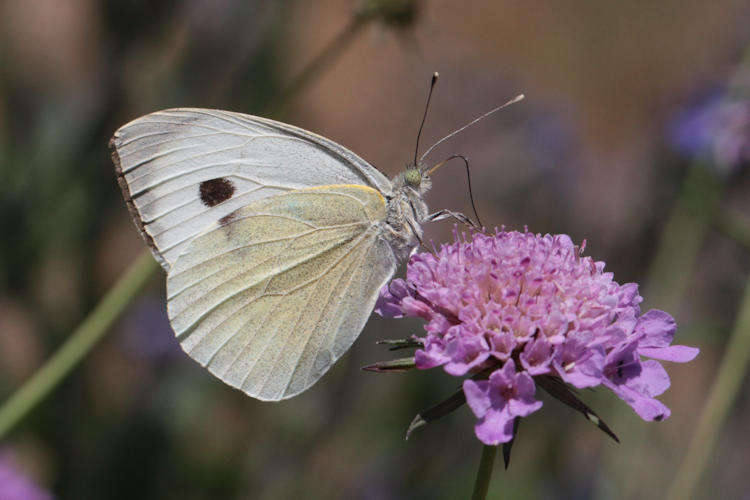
111 108 392 271
166 185 397 400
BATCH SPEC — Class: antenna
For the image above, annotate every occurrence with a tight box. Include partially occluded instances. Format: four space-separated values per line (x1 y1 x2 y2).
419 94 525 163
414 72 439 165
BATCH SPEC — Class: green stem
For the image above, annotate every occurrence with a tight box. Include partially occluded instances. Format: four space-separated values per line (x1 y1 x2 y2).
665 275 750 500
472 445 498 500
0 251 159 438
643 161 721 312
595 162 722 500
712 208 750 251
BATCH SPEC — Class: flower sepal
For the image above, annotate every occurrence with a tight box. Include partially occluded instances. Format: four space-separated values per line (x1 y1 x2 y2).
405 387 466 440
361 357 417 373
404 364 500 440
375 338 424 351
536 375 619 442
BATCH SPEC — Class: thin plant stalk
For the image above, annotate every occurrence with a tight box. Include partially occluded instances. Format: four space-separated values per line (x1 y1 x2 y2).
607 42 750 498
606 160 718 494
593 161 722 500
0 252 158 438
712 208 750 251
472 445 498 500
665 275 750 500
644 161 721 312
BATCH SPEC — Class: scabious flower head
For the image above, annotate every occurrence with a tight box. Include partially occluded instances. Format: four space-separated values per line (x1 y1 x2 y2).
376 229 699 445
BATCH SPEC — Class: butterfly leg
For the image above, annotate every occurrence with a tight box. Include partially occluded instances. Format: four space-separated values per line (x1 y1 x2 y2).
425 209 483 232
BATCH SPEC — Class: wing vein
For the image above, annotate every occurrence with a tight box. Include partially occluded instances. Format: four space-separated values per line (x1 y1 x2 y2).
298 235 378 389
166 222 367 297
252 272 322 396
230 230 372 387
131 170 294 202
170 228 368 330
278 232 374 395
141 184 269 223
155 211 324 255
118 130 228 149
127 140 255 184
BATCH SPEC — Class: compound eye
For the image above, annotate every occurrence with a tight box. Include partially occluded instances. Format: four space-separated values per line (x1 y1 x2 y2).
404 167 421 187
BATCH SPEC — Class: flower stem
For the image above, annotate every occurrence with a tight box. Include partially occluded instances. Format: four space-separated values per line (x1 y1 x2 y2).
472 445 498 500
665 275 750 500
0 251 158 438
712 208 750 251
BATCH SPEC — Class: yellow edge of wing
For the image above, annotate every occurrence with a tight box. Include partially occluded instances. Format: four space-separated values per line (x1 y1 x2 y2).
300 184 386 205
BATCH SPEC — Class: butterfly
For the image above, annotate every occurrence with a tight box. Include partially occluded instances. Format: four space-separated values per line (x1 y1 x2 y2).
110 84 522 401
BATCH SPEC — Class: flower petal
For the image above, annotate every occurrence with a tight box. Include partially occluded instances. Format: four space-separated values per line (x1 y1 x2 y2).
507 372 543 417
604 378 672 421
520 337 553 375
463 379 491 418
635 310 677 348
639 345 699 363
474 409 516 445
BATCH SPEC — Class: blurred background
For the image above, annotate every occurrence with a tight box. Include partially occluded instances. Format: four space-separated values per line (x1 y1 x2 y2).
1 0 750 498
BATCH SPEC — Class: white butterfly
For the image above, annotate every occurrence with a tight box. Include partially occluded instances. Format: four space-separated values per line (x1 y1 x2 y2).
111 92 522 401
111 108 434 401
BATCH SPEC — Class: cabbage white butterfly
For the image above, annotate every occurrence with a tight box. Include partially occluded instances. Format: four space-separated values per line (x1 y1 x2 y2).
111 80 522 401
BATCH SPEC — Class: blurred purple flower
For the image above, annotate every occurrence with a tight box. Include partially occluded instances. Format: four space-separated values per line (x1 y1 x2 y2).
524 110 578 173
376 230 699 445
669 92 750 173
0 450 53 500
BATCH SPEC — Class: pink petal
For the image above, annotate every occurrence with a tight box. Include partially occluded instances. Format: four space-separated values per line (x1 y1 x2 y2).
474 410 515 445
639 345 699 363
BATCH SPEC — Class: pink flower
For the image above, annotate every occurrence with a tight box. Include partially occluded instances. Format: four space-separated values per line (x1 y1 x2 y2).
376 229 699 445
463 360 543 445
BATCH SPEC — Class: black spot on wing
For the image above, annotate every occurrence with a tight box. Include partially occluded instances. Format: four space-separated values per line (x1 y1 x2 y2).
200 178 236 207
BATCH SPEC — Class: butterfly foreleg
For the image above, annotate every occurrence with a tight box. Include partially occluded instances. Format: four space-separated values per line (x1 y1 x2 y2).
424 209 483 232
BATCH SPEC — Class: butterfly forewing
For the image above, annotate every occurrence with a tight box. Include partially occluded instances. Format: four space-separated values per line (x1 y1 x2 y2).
166 185 397 400
111 108 392 271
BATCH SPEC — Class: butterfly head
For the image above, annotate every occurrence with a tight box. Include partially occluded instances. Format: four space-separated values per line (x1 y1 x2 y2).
404 165 422 187
399 163 432 195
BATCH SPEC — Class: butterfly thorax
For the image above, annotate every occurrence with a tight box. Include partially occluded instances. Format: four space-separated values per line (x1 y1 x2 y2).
383 165 431 262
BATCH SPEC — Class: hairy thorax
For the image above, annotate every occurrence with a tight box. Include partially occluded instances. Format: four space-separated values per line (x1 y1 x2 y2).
381 169 432 263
